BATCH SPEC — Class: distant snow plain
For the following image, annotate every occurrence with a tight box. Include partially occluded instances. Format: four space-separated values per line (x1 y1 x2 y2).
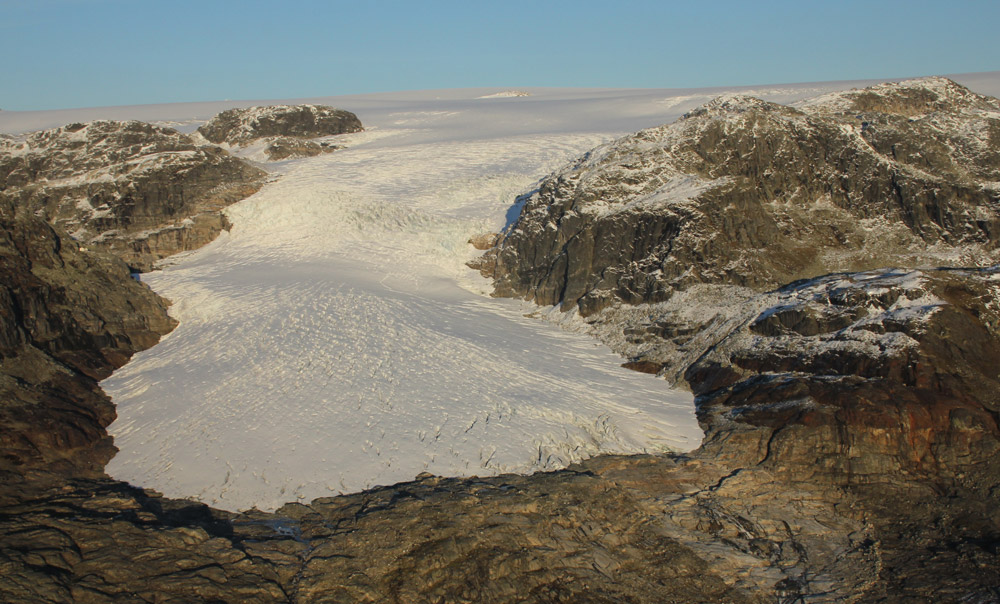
4 74 996 512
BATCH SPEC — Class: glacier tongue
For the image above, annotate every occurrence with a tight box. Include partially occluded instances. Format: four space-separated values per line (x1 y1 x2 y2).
102 106 713 512
102 86 862 512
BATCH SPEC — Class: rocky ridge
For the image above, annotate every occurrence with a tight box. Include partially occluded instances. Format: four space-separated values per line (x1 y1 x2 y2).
197 104 363 160
0 120 268 271
474 77 1000 315
476 77 1000 599
1 81 999 602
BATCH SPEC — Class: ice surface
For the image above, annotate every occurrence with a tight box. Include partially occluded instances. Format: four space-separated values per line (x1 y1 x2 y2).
104 101 718 511
13 81 985 513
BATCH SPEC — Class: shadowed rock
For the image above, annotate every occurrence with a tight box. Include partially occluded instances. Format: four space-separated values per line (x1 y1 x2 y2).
0 201 175 485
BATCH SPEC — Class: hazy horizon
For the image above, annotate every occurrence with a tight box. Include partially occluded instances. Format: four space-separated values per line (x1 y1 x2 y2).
2 0 998 112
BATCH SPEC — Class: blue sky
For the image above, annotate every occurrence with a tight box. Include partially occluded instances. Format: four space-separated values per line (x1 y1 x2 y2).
1 0 997 111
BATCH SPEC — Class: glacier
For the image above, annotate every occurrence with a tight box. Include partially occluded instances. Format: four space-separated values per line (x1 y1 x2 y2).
3 84 906 512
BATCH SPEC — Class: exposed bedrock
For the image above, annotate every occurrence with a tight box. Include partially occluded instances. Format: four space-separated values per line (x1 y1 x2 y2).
264 137 343 161
0 203 175 486
473 77 1000 315
197 104 363 147
0 120 267 271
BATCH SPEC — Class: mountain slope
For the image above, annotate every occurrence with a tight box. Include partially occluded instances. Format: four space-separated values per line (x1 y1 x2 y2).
0 120 267 271
475 77 1000 315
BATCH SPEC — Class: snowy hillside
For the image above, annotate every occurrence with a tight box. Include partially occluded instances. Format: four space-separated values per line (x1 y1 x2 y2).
4 79 990 513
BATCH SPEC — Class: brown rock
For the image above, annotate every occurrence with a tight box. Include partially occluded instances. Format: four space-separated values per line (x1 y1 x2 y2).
468 232 501 250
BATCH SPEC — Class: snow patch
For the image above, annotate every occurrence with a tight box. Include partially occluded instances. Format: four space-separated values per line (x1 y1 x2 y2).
583 174 730 216
477 90 532 99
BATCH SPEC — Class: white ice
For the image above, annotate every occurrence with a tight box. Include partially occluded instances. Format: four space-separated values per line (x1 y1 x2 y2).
9 80 992 513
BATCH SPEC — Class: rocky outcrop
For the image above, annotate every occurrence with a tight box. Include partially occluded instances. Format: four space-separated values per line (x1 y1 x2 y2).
598 266 1000 473
564 265 1000 601
197 105 363 146
1 452 883 604
0 120 267 271
264 137 343 161
0 200 175 486
474 77 1000 316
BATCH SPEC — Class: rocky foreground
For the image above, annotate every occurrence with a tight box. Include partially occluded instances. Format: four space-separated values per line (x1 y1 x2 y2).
2 83 1000 602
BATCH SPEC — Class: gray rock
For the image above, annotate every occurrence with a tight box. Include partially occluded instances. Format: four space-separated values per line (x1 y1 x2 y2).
0 120 267 271
198 105 363 146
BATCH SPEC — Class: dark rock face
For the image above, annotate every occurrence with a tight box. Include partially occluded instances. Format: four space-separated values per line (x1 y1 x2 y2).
0 201 175 485
474 78 1000 315
197 105 363 146
680 268 1000 472
0 120 267 271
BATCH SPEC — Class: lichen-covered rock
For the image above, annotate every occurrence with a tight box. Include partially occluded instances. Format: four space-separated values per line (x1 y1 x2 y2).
0 120 267 271
198 105 363 146
474 77 1000 315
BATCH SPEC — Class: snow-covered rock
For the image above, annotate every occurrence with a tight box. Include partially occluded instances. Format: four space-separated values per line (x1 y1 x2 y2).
197 104 363 146
0 120 266 271
475 77 1000 315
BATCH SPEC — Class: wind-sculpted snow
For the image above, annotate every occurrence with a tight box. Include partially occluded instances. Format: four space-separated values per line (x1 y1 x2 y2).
103 115 710 512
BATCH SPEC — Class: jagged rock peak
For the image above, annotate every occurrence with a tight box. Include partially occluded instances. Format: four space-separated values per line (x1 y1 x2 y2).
197 104 363 145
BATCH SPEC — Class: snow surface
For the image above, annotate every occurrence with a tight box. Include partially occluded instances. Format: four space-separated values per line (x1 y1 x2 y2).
7 80 996 513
